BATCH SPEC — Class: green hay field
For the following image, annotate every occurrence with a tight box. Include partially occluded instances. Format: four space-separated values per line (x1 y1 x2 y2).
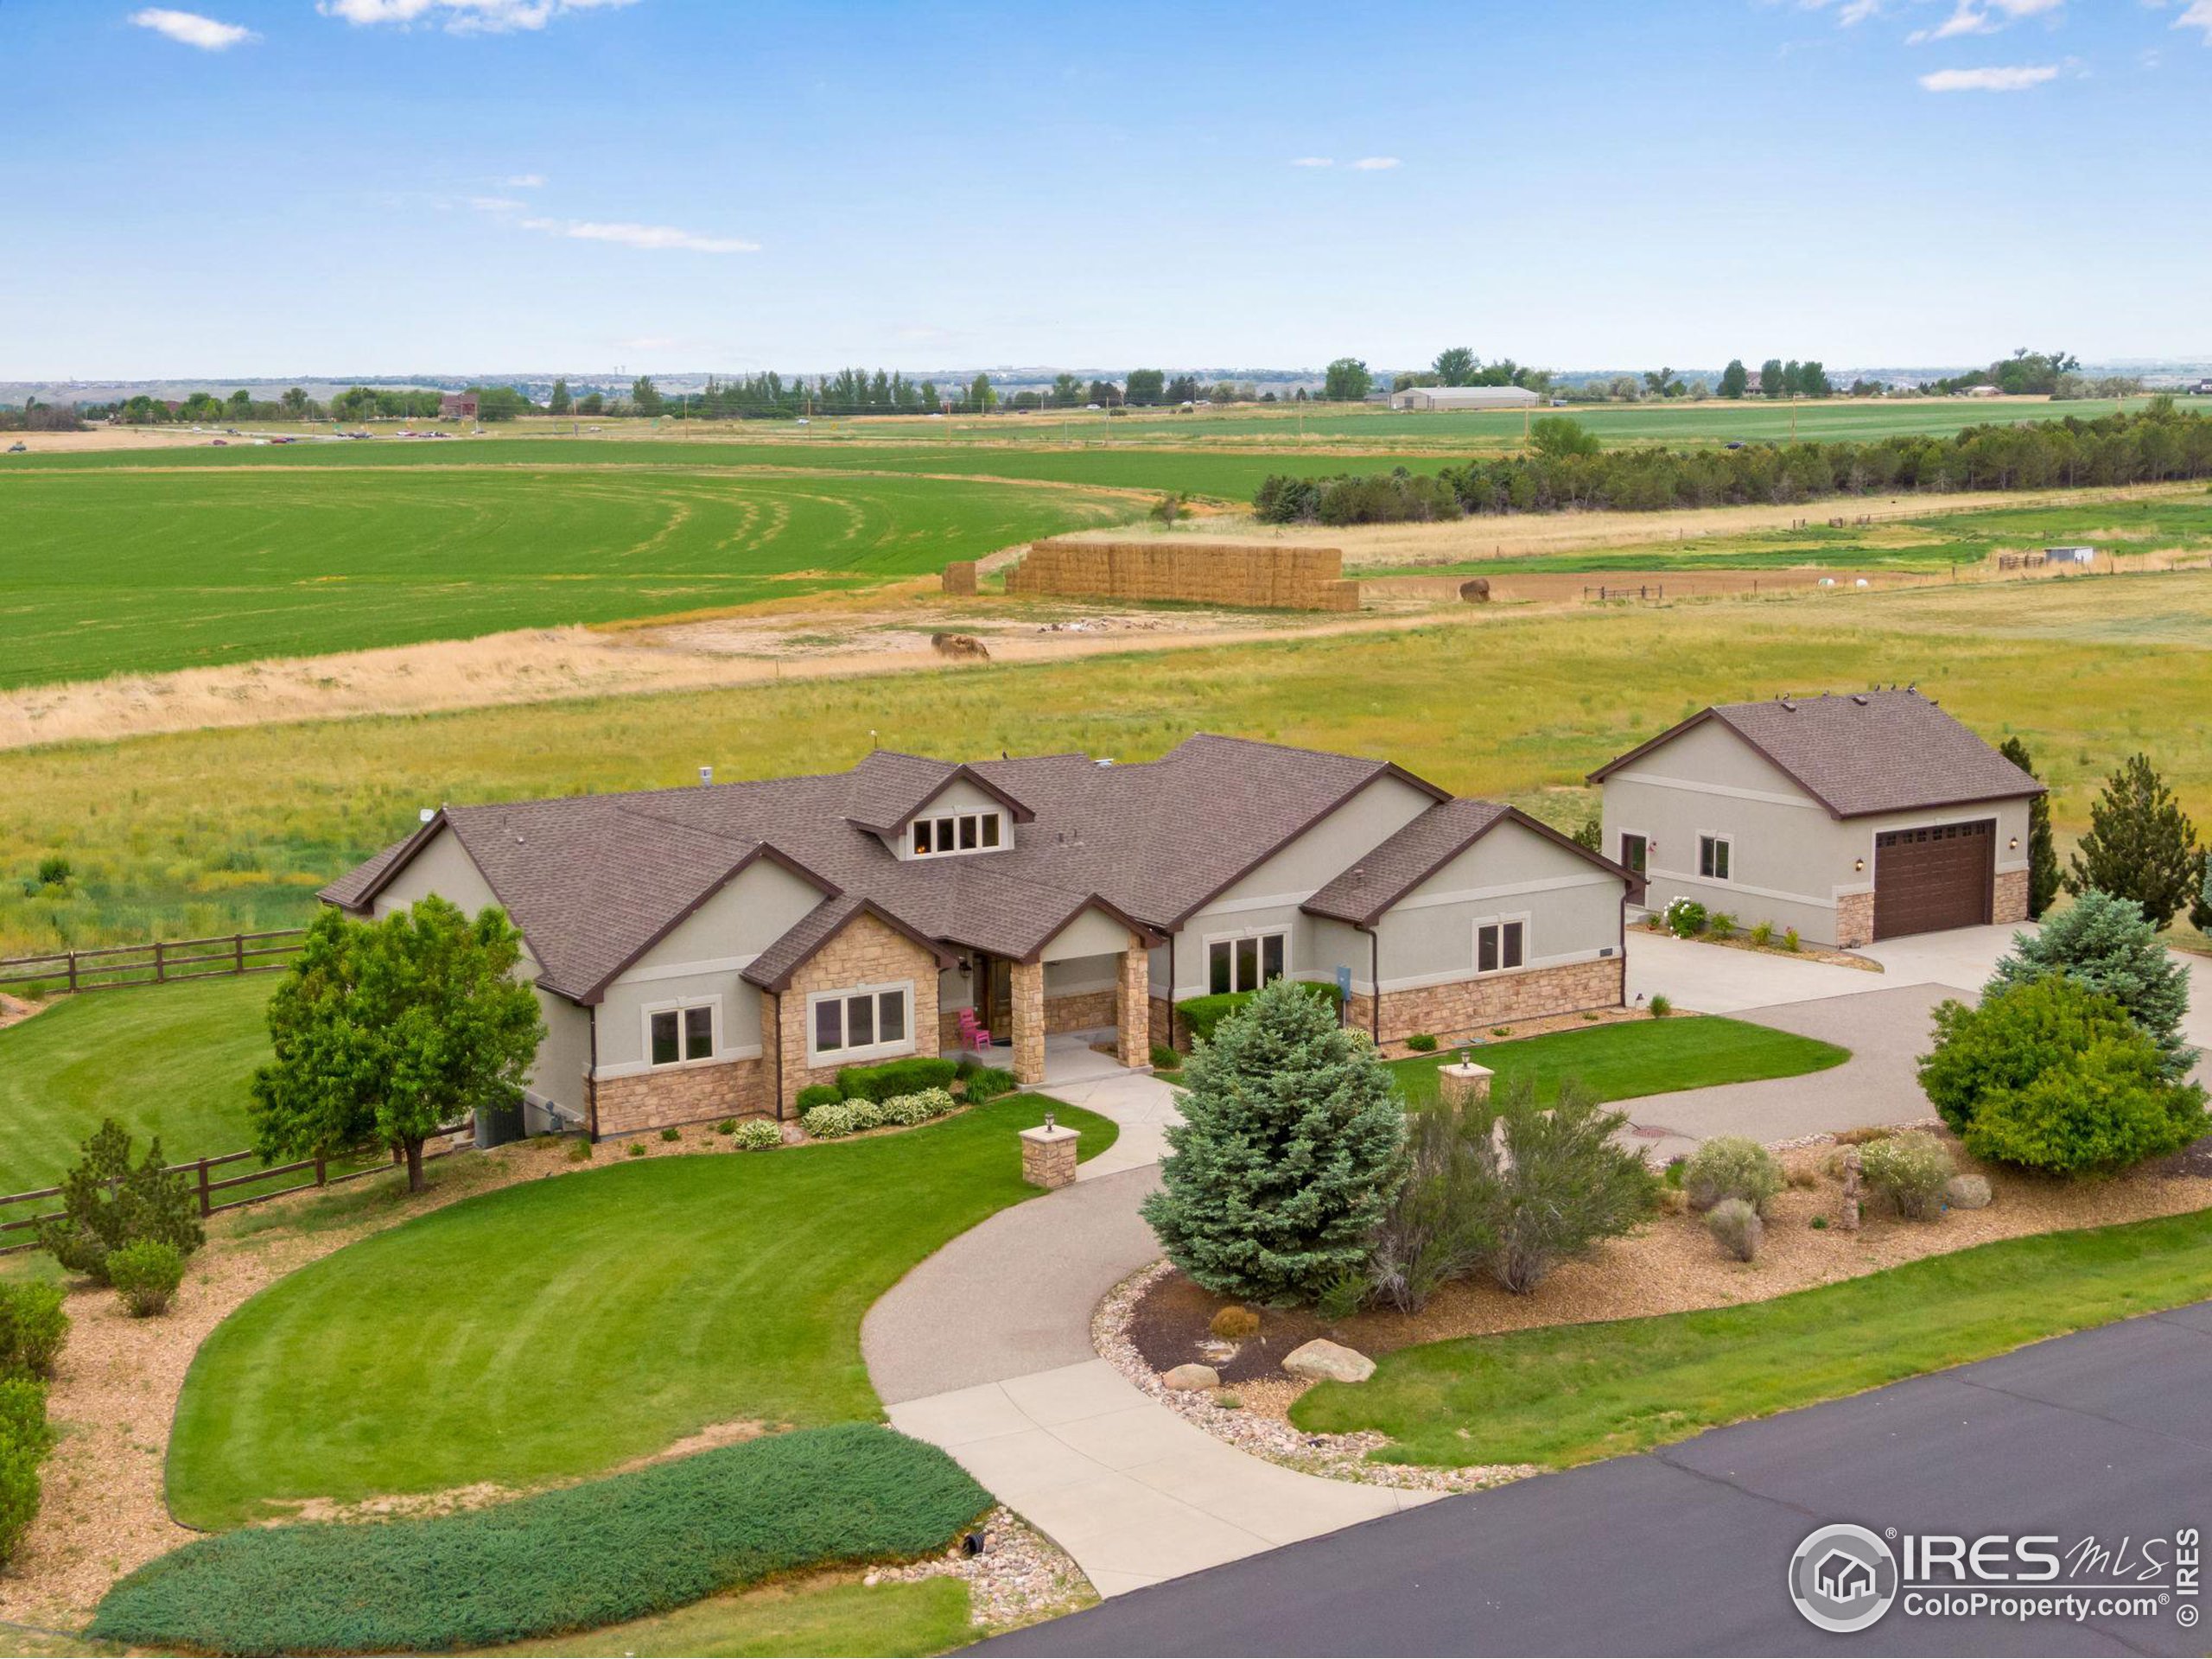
5 569 2209 958
0 467 1131 687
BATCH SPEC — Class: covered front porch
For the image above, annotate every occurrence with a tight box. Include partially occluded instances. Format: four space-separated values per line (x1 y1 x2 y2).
938 903 1159 1088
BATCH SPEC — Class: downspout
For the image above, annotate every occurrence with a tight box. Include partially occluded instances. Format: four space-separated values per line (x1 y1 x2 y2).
1361 923 1381 1047
1166 932 1178 1052
772 991 785 1121
585 1004 601 1142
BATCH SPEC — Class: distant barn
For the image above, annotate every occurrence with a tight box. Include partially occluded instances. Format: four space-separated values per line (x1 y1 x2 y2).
439 391 480 420
1389 385 1541 411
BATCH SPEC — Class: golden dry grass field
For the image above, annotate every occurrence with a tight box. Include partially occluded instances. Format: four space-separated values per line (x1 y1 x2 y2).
5 568 2209 958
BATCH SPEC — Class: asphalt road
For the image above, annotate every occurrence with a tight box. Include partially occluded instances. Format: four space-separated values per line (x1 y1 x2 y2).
979 1304 2212 1656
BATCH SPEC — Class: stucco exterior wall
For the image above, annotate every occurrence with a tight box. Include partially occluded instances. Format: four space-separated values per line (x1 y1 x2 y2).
367 826 504 922
1167 774 1436 999
594 860 825 1071
1370 819 1624 987
1600 719 2031 946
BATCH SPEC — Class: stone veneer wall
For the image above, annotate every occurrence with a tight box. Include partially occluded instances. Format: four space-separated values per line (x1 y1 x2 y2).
1007 540 1360 613
1044 988 1117 1033
1993 868 2030 926
594 1051 774 1138
1011 960 1045 1084
1347 958 1624 1046
1116 944 1150 1069
772 913 944 1112
1834 891 1874 950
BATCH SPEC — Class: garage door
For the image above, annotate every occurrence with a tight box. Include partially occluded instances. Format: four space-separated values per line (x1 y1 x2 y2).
1872 819 1993 939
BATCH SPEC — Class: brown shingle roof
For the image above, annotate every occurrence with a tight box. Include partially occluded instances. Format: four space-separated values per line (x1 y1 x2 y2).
742 894 955 992
1587 689 2042 819
1304 799 1626 926
320 734 1449 1001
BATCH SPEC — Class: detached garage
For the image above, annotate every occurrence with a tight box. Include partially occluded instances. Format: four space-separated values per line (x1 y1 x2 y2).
1590 690 2042 950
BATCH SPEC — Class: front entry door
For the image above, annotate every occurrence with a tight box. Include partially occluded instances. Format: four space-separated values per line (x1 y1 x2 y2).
976 955 1014 1036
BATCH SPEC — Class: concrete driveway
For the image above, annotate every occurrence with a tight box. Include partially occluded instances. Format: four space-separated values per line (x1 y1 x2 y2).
1628 922 2029 1015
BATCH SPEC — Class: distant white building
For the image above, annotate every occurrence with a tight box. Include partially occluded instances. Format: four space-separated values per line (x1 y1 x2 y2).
1389 385 1542 411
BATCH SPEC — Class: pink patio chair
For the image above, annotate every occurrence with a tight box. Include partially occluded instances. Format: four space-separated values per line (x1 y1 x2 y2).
957 1007 992 1053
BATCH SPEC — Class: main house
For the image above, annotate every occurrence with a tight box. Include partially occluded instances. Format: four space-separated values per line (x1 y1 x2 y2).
323 735 1634 1139
1591 689 2042 950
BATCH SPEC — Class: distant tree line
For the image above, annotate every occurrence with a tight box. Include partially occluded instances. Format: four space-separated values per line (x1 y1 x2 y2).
0 398 87 432
1254 401 2212 524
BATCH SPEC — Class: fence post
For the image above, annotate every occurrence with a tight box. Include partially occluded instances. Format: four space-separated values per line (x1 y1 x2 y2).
154 940 165 983
67 950 77 993
198 1160 212 1217
315 1152 327 1188
234 933 245 975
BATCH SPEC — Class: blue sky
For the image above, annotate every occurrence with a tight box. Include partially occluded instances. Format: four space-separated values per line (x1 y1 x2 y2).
5 0 2209 378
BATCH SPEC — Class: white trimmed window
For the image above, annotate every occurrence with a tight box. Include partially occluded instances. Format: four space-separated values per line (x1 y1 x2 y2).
645 999 718 1068
910 809 1005 857
1699 834 1733 881
809 982 914 1063
1475 917 1528 975
1205 929 1287 996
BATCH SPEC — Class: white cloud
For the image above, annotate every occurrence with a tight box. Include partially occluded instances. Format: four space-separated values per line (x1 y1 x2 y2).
501 173 546 188
1837 0 1883 22
518 217 760 253
467 195 527 212
1349 156 1402 170
1289 156 1332 167
1909 0 2063 43
318 0 638 34
1917 61 2059 88
129 8 257 48
2175 0 2212 41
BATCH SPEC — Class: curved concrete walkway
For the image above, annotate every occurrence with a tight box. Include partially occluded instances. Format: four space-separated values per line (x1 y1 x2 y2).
863 1165 1427 1599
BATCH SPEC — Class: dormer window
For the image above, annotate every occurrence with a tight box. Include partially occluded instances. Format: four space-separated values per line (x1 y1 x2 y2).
910 809 1005 857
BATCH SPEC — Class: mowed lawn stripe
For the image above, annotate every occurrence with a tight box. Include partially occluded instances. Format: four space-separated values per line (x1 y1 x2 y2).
1386 1014 1847 1108
0 976 271 1194
166 1096 1117 1529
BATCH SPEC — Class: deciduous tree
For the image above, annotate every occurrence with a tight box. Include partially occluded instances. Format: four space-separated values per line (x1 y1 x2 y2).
1719 359 1749 399
1432 346 1477 386
1321 357 1372 402
252 899 543 1192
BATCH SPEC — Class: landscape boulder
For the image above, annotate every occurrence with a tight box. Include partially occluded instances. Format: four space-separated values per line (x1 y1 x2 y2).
1281 1338 1375 1384
1944 1174 1993 1211
1161 1363 1220 1392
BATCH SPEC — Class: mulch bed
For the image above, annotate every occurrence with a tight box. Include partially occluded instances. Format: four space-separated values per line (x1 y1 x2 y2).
1125 1274 1344 1384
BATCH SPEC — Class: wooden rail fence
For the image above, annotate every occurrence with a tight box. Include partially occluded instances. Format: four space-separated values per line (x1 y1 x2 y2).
0 928 307 996
0 1134 470 1256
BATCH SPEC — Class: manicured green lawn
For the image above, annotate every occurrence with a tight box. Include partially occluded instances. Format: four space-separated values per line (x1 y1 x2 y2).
0 976 271 1193
1294 1206 2212 1468
167 1096 1116 1529
1387 1014 1846 1109
492 1575 973 1658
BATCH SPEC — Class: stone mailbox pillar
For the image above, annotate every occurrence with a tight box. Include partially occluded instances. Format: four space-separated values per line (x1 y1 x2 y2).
1436 1062 1494 1109
1020 1119 1079 1190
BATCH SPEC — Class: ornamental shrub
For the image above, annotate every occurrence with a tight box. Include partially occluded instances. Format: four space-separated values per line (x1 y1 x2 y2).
1859 1131 1952 1219
1483 1077 1659 1294
730 1121 782 1151
88 1425 988 1656
0 1376 53 1570
1986 889 2196 1077
1403 1033 1439 1052
959 1067 1015 1104
835 1057 958 1103
794 1083 842 1114
1748 920 1776 948
1681 1137 1783 1216
1175 980 1341 1046
39 1118 204 1285
1141 977 1406 1306
108 1239 185 1318
1707 912 1738 941
1706 1198 1762 1262
877 1088 952 1128
0 1283 67 1379
1920 976 2208 1177
1664 898 1708 938
1649 994 1673 1018
1149 1044 1181 1072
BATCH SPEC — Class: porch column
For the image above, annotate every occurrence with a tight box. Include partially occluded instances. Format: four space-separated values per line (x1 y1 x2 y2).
1011 958 1046 1085
1116 938 1151 1070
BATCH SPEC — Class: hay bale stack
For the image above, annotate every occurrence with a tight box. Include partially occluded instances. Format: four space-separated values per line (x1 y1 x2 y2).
1007 540 1360 612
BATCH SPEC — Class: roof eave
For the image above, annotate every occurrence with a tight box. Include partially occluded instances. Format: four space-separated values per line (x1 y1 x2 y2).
575 843 842 1006
742 898 957 994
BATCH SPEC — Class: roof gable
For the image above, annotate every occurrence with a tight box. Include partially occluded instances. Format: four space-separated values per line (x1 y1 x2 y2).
1589 690 2042 819
1304 800 1629 927
840 750 1034 835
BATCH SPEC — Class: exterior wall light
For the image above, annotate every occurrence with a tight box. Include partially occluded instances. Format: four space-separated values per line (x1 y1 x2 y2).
2010 836 2019 850
1854 857 1866 873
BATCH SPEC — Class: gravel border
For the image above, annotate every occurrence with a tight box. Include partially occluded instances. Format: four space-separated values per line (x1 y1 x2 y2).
870 1505 1096 1632
1091 1262 1536 1496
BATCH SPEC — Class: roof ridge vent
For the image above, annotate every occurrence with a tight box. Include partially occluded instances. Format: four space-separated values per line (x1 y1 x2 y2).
1778 697 1797 713
1850 693 1869 706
